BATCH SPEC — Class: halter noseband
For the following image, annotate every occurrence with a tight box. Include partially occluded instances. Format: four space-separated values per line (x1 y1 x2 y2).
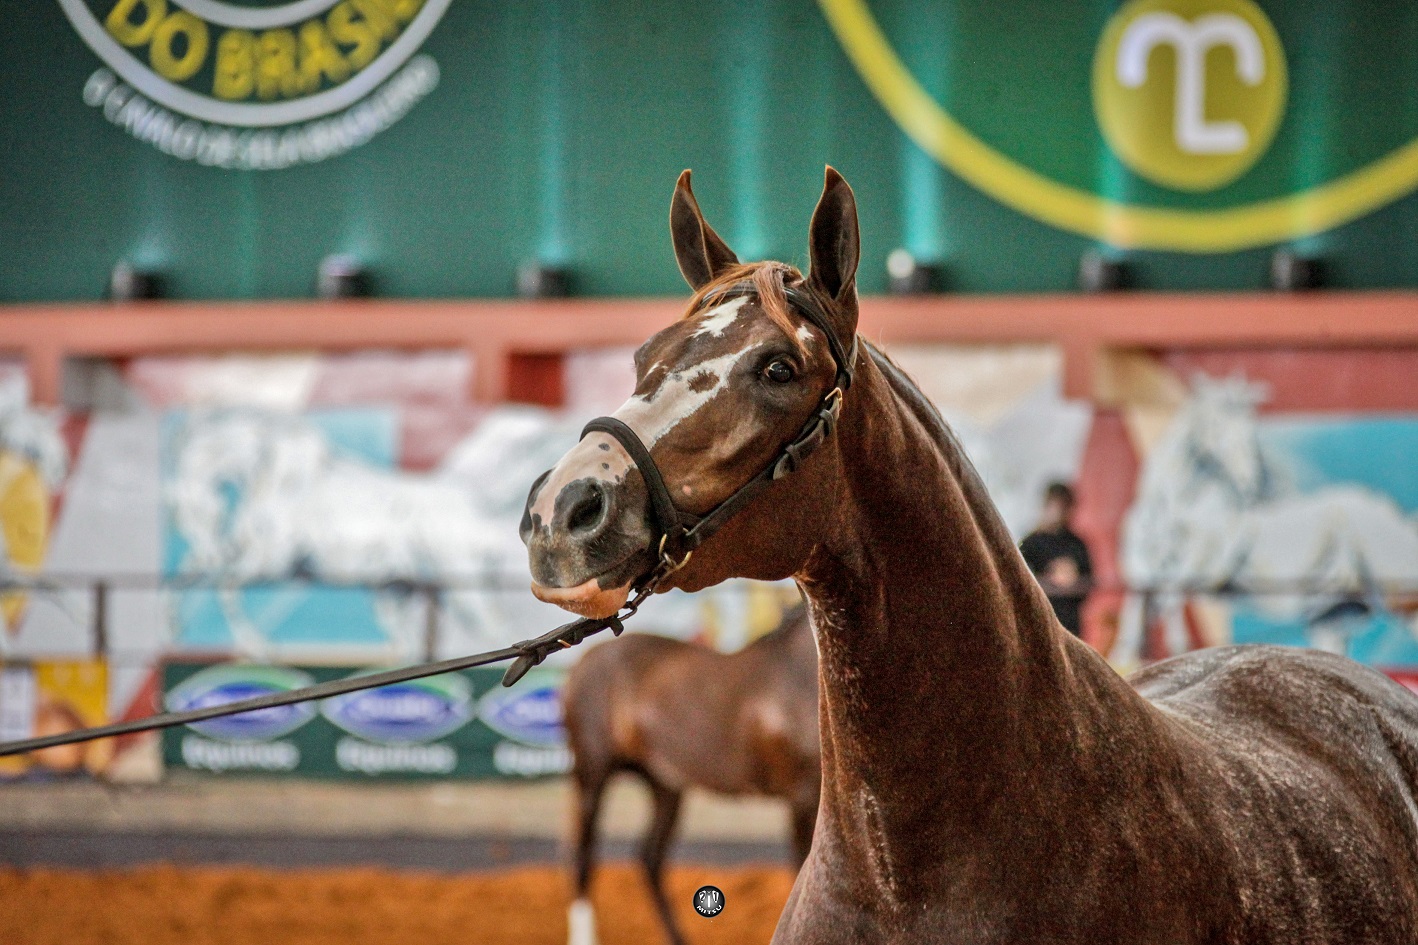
581 281 856 586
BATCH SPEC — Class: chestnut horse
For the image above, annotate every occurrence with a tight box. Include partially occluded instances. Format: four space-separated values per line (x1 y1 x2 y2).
523 168 1418 943
562 603 818 945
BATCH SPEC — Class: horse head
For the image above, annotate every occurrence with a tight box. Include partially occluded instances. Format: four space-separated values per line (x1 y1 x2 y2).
1181 373 1270 503
0 376 66 489
169 411 333 574
521 168 861 618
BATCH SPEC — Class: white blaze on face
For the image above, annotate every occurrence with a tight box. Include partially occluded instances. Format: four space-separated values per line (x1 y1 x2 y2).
611 341 759 448
691 295 748 339
525 307 761 528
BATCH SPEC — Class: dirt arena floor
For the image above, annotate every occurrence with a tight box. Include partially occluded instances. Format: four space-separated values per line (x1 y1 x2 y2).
0 862 796 945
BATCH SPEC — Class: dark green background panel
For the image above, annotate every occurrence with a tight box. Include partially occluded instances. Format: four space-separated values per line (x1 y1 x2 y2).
1 0 1415 301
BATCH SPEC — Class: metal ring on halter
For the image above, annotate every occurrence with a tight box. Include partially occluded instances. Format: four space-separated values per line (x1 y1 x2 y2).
659 533 694 573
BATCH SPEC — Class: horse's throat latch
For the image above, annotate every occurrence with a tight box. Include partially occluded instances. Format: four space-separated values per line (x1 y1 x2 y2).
773 386 843 480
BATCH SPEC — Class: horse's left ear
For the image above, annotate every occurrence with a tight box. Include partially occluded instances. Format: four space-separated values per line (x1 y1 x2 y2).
807 166 861 310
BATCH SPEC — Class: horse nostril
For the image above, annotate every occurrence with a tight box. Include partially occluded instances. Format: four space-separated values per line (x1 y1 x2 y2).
565 483 608 536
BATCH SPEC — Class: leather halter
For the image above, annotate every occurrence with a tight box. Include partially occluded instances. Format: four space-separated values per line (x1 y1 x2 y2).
581 281 856 586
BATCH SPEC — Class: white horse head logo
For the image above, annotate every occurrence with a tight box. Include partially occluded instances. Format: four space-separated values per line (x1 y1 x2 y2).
1117 12 1265 154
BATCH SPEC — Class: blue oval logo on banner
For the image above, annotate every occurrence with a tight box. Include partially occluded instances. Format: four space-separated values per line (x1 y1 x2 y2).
166 665 317 742
477 675 565 748
321 673 472 743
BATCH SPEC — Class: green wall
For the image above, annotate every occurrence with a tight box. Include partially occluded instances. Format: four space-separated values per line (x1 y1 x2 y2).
1 0 1415 301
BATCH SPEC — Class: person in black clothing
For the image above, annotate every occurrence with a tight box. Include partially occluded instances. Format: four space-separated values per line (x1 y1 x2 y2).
1020 481 1093 637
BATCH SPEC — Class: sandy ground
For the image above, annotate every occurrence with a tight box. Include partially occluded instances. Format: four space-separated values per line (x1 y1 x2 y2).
0 777 799 943
0 863 796 945
0 775 791 844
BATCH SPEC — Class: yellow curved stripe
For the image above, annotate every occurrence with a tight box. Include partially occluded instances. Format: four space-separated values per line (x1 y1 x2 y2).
819 0 1418 252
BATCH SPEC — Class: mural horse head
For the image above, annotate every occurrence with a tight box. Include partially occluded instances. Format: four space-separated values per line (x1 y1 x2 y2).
525 168 1418 943
168 410 515 660
1121 373 1418 663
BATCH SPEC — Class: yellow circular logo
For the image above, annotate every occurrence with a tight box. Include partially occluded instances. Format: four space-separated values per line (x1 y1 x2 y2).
1093 0 1287 192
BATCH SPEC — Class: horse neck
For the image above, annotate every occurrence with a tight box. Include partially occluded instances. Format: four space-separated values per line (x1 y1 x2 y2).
801 349 1142 845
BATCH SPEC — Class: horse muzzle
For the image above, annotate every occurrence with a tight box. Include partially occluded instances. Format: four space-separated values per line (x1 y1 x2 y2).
520 446 656 618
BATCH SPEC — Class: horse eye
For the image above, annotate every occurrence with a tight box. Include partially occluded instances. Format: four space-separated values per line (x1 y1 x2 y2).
764 360 795 384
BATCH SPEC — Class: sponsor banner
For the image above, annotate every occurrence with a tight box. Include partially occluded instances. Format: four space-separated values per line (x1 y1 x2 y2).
0 660 112 780
160 661 571 779
9 1 1418 299
60 0 450 168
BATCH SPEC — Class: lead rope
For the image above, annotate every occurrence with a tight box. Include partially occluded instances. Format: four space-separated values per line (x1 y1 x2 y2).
0 568 672 760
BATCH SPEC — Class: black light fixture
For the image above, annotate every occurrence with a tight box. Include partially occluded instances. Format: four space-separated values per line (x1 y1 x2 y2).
885 249 943 295
1270 249 1323 291
109 261 162 301
317 254 373 299
516 261 572 299
1078 249 1127 293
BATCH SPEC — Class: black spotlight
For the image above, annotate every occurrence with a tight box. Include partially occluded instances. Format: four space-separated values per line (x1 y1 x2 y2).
109 261 162 301
516 262 572 299
1078 250 1127 293
885 249 943 295
1270 249 1323 291
317 254 373 299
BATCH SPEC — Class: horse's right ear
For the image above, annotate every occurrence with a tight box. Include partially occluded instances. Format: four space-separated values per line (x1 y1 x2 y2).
807 166 860 304
670 170 739 291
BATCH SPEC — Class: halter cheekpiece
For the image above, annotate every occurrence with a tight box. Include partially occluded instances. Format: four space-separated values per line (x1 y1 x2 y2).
582 280 856 585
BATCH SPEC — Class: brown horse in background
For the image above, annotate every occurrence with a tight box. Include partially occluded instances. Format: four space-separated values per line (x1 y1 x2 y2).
524 167 1418 943
561 602 819 945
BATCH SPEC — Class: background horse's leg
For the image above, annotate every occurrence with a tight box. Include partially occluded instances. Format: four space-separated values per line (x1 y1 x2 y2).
789 794 818 869
639 777 685 945
568 757 610 945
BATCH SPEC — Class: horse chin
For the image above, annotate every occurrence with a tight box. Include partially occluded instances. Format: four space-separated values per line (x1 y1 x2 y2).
530 576 632 619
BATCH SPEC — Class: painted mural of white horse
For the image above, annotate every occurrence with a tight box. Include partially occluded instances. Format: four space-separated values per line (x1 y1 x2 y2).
1118 374 1418 665
0 375 69 653
169 407 808 662
167 408 580 660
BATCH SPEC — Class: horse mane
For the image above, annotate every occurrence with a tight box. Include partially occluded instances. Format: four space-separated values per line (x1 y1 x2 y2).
864 343 1021 551
864 342 964 471
681 261 812 357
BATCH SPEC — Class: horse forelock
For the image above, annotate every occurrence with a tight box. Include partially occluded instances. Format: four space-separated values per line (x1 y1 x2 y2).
682 261 812 359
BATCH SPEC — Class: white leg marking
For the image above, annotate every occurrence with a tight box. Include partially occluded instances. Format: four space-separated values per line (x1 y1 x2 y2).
568 898 599 945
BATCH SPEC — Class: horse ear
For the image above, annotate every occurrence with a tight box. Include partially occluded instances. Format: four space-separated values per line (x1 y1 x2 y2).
807 166 860 305
670 170 739 290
